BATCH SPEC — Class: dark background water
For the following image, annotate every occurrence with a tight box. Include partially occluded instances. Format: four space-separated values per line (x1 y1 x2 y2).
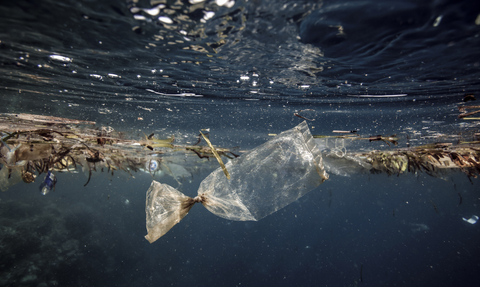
1 0 480 286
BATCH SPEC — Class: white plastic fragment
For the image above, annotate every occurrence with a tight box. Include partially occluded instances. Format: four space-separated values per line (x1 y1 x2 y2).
462 215 479 224
90 74 103 80
107 73 120 78
158 16 173 24
49 54 72 63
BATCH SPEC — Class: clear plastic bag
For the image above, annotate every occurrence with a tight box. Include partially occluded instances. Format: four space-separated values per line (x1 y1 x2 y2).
145 121 328 243
144 181 196 243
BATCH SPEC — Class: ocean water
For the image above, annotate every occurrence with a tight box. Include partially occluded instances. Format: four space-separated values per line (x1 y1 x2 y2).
1 0 480 286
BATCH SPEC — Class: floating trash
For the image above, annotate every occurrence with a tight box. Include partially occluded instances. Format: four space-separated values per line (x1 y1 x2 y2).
49 54 72 63
39 171 57 195
146 159 159 173
462 215 479 224
1 112 480 243
144 122 328 243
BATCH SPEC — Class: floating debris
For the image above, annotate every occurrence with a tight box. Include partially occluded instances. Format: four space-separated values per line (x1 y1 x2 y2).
356 147 480 178
462 215 479 224
200 131 230 179
0 113 237 191
332 130 357 134
39 171 57 195
458 105 480 119
294 109 315 121
2 113 480 194
145 122 328 242
463 94 476 102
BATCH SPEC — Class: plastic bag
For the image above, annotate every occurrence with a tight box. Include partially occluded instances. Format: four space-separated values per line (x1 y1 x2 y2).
144 121 328 243
144 181 196 243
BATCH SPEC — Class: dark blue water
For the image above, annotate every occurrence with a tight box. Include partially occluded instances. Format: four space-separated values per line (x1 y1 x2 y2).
1 0 480 286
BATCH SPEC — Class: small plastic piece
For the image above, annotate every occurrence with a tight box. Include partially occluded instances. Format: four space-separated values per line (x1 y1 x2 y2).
462 215 479 224
145 121 328 243
146 159 159 172
39 171 57 195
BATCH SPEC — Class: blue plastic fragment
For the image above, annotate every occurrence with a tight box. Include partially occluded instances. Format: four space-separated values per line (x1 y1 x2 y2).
39 171 57 195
